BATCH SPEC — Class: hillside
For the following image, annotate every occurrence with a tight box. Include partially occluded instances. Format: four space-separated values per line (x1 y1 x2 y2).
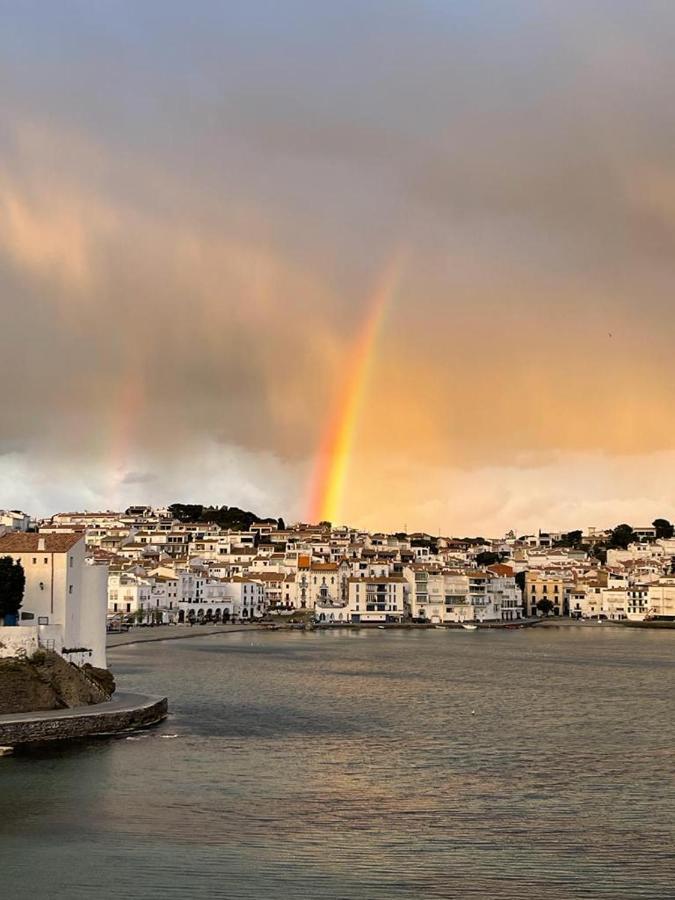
168 503 284 531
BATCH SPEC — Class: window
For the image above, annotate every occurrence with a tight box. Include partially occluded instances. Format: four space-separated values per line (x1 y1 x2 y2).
32 557 37 565
38 616 49 625
69 585 73 595
21 612 35 621
39 582 44 591
43 557 48 564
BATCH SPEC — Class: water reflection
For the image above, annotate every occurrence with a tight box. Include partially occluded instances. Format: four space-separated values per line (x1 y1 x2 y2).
1 628 673 899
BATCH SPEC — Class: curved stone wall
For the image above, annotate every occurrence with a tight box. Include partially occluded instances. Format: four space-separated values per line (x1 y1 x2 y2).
0 692 168 746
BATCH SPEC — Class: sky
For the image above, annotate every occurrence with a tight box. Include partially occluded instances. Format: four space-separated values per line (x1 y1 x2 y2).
1 1 675 535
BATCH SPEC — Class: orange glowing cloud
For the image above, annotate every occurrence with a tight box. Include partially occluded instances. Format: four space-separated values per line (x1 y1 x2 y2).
0 170 119 295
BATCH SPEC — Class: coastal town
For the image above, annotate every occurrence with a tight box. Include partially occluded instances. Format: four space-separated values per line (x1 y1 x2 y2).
1 505 674 669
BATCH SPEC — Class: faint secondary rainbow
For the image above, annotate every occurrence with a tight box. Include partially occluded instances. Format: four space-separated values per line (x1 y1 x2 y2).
104 371 145 507
307 257 403 524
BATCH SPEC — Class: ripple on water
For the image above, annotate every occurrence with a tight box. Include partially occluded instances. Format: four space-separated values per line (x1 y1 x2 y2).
1 628 674 899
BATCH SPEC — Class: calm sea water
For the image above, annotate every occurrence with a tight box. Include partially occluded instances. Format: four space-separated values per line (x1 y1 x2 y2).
1 627 674 899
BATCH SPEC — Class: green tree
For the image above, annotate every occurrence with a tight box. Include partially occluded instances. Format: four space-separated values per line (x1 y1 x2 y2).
168 503 280 531
653 519 674 540
609 524 634 549
412 538 439 552
536 598 554 616
169 503 204 522
475 551 501 567
556 530 583 548
0 556 25 622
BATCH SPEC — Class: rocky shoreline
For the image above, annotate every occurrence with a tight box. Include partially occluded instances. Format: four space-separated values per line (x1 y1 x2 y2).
0 649 114 715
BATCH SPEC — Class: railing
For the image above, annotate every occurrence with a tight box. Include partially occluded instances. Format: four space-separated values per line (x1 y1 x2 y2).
70 657 112 699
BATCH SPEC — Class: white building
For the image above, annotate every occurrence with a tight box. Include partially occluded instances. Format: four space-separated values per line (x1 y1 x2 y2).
0 509 32 533
626 586 649 620
177 578 265 623
108 571 179 623
599 588 629 621
0 532 107 667
347 576 408 623
647 579 675 620
314 597 349 624
486 565 524 621
606 543 665 567
405 566 522 624
569 583 645 621
569 588 602 620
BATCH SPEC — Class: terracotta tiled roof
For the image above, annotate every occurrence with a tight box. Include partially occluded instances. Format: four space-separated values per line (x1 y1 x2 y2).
487 564 515 577
0 532 83 553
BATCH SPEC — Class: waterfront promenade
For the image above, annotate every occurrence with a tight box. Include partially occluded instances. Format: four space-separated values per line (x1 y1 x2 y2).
107 623 263 648
105 618 671 653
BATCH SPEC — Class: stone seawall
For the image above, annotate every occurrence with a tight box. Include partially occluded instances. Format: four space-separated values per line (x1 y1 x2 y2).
0 692 168 746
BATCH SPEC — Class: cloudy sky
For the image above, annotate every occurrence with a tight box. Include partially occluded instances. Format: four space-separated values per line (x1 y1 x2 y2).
1 1 675 534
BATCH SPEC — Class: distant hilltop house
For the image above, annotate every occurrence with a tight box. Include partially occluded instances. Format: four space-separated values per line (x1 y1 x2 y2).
0 532 108 668
0 509 33 534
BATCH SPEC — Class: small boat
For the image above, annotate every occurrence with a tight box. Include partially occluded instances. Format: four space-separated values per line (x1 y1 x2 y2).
461 623 478 631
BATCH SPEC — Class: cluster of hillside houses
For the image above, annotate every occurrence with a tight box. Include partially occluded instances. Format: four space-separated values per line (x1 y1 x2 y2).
1 507 674 667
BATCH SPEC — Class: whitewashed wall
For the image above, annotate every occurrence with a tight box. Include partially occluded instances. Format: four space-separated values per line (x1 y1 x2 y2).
0 626 39 658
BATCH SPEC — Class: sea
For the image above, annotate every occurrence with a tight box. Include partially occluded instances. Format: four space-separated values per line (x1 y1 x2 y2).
1 626 674 899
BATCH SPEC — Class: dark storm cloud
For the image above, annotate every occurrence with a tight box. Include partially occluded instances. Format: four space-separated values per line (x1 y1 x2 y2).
120 471 157 486
1 1 675 527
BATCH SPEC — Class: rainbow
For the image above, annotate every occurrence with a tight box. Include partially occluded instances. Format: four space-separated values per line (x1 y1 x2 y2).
306 258 403 524
104 371 145 507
